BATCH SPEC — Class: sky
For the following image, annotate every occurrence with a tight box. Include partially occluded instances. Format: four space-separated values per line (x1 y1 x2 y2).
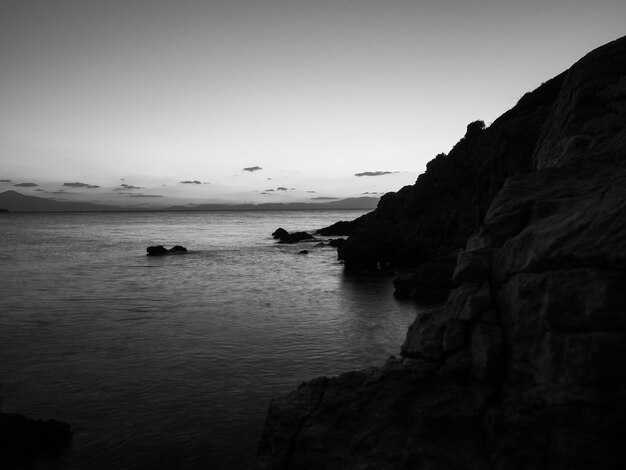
1 0 625 206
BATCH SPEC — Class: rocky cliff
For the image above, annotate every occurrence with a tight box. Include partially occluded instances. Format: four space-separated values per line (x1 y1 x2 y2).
256 36 626 469
333 35 624 272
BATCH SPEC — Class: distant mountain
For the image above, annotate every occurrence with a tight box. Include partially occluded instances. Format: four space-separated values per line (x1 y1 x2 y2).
0 190 380 212
0 190 123 212
167 197 380 211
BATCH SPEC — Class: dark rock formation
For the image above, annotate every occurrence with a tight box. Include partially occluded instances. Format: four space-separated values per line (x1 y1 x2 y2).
327 238 346 248
333 75 569 271
393 256 457 302
0 412 72 468
316 217 370 236
256 36 626 470
299 250 309 255
272 228 315 244
272 228 289 240
146 245 188 255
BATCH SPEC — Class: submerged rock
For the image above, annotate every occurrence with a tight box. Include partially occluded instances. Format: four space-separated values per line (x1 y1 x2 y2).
146 245 188 255
256 36 626 470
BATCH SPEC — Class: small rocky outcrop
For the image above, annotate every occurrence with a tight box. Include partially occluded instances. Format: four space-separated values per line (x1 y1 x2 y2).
256 36 626 470
0 412 73 468
272 228 315 244
146 245 188 255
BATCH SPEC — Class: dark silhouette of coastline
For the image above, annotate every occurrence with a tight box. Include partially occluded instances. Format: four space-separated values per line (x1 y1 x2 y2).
0 190 378 212
256 35 626 469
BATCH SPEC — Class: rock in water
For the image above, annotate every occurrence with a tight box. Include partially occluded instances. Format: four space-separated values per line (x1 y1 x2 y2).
272 228 289 240
146 245 188 255
271 228 315 244
256 36 626 470
147 245 169 255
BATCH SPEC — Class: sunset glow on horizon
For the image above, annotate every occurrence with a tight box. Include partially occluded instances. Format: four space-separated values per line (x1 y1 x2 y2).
2 0 625 205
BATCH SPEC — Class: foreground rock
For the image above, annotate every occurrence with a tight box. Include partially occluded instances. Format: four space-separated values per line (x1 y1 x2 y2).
272 228 315 244
146 245 188 255
256 36 626 470
0 412 72 468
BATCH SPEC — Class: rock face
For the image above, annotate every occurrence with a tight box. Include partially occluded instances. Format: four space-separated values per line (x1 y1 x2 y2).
0 412 73 468
256 36 626 469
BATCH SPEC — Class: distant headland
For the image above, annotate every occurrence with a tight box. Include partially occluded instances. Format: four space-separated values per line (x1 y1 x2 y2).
0 190 378 212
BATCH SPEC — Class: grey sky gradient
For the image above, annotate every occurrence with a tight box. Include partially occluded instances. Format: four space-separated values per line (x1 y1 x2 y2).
1 0 625 204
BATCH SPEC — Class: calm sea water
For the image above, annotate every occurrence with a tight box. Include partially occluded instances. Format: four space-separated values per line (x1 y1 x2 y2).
0 210 423 469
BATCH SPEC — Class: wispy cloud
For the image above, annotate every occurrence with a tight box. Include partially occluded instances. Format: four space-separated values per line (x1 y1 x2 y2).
180 180 202 184
63 182 100 188
14 182 38 187
243 166 262 172
114 184 143 191
125 194 163 198
0 179 11 183
354 171 397 177
311 197 339 200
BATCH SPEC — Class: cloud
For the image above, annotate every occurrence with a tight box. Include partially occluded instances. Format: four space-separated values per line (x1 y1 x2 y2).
311 197 339 200
362 192 383 195
264 189 275 192
243 166 262 172
14 182 38 187
34 188 45 192
125 194 163 198
354 171 397 177
306 190 316 193
51 190 77 194
0 179 11 182
276 187 288 191
114 184 143 191
180 180 202 184
63 182 100 188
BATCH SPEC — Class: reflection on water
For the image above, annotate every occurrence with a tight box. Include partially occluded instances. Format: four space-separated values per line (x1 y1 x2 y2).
0 211 422 469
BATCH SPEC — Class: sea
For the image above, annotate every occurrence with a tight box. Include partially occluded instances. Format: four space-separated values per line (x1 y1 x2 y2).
0 210 426 469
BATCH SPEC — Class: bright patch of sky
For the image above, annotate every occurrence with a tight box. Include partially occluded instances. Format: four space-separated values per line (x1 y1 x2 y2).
1 0 625 204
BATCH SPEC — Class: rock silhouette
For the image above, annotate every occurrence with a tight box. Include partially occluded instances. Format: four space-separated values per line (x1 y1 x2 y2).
256 35 626 470
271 228 315 244
146 245 188 255
0 412 73 468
